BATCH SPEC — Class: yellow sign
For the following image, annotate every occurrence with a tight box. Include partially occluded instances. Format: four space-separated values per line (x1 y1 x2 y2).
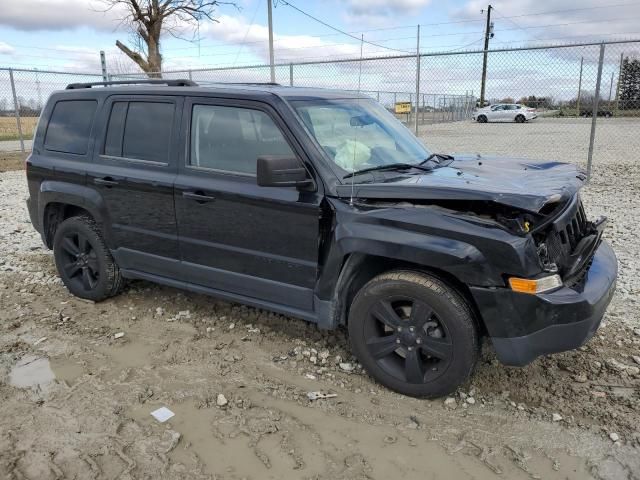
395 102 411 114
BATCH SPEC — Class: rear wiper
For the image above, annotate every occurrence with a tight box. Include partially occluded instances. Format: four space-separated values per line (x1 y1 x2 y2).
343 162 432 179
419 153 454 167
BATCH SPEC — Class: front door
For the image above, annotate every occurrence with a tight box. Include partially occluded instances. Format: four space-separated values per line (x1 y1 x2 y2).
174 98 322 312
89 95 182 276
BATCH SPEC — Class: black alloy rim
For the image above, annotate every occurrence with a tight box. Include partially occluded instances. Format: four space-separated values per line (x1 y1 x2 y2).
59 232 100 291
363 296 453 384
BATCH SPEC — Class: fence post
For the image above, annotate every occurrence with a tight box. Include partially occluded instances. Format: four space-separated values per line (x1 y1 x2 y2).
100 50 108 82
414 24 420 135
9 69 25 153
587 43 605 181
289 63 293 86
188 70 193 81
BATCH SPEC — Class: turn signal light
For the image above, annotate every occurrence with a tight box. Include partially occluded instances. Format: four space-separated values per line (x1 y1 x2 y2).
508 274 563 294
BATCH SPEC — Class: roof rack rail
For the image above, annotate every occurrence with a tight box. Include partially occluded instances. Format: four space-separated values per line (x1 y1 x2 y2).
65 79 198 89
198 81 282 86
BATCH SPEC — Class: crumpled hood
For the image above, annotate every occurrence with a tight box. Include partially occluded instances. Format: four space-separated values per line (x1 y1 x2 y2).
336 154 587 212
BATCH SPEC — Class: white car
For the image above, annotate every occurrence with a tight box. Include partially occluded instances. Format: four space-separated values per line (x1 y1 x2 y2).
473 104 538 123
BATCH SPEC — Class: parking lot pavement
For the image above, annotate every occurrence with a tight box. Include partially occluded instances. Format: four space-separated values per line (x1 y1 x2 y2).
420 117 640 166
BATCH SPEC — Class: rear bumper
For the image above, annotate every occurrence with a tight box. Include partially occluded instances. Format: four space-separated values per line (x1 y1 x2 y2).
470 240 617 366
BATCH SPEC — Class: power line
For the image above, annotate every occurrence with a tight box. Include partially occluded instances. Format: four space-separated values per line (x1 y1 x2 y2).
276 0 414 54
491 6 546 43
498 1 639 20
231 0 262 66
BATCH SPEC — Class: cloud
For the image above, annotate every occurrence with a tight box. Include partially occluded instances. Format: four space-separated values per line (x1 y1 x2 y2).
0 0 123 31
0 42 15 55
453 0 640 44
342 0 431 26
197 14 389 65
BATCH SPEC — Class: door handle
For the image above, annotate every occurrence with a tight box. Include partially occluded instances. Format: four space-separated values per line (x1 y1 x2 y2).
182 191 216 203
94 177 119 187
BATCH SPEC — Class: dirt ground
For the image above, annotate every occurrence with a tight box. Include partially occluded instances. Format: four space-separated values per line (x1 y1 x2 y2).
1 136 640 479
0 152 27 173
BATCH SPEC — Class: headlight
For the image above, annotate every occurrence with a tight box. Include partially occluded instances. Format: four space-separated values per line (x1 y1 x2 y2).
508 274 563 294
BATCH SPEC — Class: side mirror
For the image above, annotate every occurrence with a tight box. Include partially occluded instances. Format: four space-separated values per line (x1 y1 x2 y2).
257 155 313 188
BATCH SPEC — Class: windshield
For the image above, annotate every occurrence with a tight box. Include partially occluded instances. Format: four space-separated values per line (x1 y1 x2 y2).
291 98 432 176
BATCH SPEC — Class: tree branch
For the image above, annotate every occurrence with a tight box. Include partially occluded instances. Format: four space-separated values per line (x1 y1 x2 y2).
115 40 150 72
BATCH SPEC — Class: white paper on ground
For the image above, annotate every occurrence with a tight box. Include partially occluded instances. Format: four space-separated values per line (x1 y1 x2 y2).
150 407 175 423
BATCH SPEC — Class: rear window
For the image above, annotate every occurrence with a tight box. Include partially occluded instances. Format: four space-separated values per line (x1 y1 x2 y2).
103 101 174 163
44 100 98 154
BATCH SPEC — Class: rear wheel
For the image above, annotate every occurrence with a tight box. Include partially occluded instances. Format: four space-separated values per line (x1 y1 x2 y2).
477 115 487 123
348 271 479 398
53 215 124 301
515 114 526 123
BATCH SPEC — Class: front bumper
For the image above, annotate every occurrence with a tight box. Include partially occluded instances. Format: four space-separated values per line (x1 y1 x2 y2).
470 240 617 366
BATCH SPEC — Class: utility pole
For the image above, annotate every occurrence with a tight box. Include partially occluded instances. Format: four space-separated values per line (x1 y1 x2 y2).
608 71 614 105
576 57 583 116
479 4 493 107
267 0 276 83
614 52 624 115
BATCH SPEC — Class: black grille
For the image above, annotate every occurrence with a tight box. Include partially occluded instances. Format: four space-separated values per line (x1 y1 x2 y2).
544 198 589 273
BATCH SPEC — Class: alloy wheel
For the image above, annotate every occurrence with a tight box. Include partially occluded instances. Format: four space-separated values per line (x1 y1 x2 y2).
363 296 453 384
58 231 100 292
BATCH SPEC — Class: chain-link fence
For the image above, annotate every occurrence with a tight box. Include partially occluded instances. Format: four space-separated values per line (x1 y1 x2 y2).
2 39 639 179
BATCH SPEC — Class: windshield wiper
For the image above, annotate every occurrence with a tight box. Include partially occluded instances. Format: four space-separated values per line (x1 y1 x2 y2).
419 153 455 167
343 162 432 179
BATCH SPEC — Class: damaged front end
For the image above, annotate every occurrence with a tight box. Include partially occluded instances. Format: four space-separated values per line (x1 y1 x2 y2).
529 194 607 289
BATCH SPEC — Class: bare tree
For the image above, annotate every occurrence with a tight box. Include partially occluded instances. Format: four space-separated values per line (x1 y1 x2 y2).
103 0 235 77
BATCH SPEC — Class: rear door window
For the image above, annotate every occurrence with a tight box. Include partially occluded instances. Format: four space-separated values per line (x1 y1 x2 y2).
44 100 98 154
103 101 175 164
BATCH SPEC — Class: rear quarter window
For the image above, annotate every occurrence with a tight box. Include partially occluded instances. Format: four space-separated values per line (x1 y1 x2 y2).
44 99 98 155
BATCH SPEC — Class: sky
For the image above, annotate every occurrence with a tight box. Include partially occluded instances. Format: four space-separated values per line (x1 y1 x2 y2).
1 0 639 103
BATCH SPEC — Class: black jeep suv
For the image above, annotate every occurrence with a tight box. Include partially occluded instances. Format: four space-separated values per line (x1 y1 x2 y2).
26 79 617 397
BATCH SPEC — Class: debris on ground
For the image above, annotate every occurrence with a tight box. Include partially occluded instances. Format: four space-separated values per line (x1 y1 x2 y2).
150 407 175 423
307 391 338 401
216 393 228 407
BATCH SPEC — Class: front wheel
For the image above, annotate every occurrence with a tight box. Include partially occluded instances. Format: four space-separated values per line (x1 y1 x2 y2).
53 215 124 301
348 271 479 398
515 114 526 123
476 115 487 123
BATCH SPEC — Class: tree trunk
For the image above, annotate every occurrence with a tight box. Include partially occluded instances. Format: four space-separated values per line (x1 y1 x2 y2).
146 22 163 78
115 23 163 79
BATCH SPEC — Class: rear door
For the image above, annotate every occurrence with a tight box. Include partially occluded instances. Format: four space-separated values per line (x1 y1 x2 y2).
89 95 182 277
174 97 322 312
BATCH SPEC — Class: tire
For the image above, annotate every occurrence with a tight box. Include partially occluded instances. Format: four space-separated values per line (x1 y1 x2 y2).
53 215 124 301
477 115 487 123
515 114 526 123
348 271 479 398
